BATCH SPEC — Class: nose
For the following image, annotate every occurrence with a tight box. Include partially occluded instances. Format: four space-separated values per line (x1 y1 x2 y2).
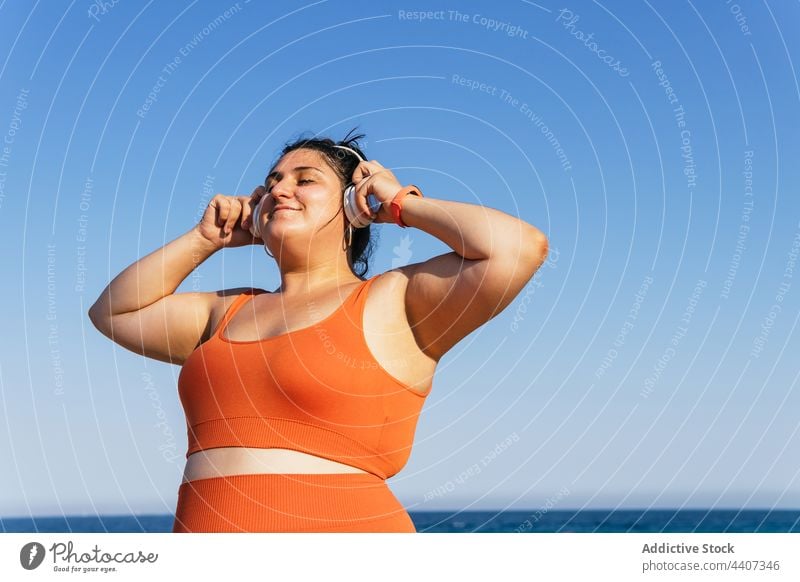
257 179 295 221
268 177 295 201
270 186 289 200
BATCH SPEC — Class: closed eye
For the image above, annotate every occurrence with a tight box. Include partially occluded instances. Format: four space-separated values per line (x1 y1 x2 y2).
266 178 314 193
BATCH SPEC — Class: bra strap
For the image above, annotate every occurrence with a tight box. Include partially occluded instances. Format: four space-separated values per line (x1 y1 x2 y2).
344 274 382 321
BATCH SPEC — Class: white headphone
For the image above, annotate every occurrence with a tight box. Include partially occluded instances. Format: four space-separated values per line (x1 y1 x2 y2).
249 194 268 239
334 145 381 229
249 145 378 239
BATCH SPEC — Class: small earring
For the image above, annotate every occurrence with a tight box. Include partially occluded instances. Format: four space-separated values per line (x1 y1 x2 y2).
265 246 275 258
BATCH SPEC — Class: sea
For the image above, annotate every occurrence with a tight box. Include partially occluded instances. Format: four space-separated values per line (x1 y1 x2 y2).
2 510 798 533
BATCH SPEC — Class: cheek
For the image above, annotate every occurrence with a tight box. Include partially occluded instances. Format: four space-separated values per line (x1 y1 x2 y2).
306 187 342 215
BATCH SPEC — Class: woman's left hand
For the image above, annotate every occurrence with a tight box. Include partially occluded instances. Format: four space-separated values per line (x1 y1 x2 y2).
350 160 404 224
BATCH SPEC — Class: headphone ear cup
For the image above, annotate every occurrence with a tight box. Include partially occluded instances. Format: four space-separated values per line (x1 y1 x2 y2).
250 196 267 238
343 184 372 228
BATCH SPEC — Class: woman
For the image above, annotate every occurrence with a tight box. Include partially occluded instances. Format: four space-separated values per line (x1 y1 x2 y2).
88 129 548 533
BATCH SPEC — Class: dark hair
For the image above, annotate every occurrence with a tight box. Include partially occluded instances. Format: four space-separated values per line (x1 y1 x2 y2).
270 127 375 277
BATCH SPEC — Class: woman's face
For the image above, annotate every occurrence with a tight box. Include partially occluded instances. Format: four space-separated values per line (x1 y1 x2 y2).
257 148 344 245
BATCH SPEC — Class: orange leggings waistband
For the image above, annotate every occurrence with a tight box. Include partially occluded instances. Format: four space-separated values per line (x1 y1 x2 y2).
172 473 416 533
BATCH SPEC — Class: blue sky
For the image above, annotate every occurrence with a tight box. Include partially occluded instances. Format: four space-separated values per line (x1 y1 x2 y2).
1 0 799 518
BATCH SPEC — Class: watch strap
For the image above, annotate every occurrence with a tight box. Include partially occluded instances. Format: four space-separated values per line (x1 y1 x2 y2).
390 185 422 228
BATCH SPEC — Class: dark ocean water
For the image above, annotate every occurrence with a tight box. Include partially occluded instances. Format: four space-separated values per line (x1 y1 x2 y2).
2 510 798 533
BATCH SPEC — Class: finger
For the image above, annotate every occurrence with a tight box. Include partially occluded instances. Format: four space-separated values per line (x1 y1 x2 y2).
354 175 376 217
351 161 372 184
250 185 266 201
212 195 229 229
239 196 253 228
357 180 374 217
224 198 241 234
353 173 370 201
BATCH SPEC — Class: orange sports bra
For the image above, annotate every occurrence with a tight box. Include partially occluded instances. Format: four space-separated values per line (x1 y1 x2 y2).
177 273 432 480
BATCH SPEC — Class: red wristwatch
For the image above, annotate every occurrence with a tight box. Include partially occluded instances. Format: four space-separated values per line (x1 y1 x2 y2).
390 185 423 228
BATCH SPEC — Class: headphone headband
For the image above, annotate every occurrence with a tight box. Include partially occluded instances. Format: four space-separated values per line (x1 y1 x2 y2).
332 145 366 163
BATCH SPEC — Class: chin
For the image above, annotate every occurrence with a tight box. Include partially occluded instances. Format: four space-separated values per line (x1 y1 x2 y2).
263 220 310 245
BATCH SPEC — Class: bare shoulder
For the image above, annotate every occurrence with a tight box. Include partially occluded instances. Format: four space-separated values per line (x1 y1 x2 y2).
364 269 437 394
366 268 416 323
207 287 269 336
369 268 410 299
382 248 547 361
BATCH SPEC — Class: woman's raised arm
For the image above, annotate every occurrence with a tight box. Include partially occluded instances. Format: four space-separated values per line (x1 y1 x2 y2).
88 193 259 365
349 159 548 362
396 194 548 361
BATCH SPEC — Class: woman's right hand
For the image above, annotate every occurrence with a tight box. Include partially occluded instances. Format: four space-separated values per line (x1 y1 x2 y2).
196 187 265 248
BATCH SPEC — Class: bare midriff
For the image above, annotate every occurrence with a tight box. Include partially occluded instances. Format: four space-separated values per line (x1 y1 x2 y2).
181 447 370 484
